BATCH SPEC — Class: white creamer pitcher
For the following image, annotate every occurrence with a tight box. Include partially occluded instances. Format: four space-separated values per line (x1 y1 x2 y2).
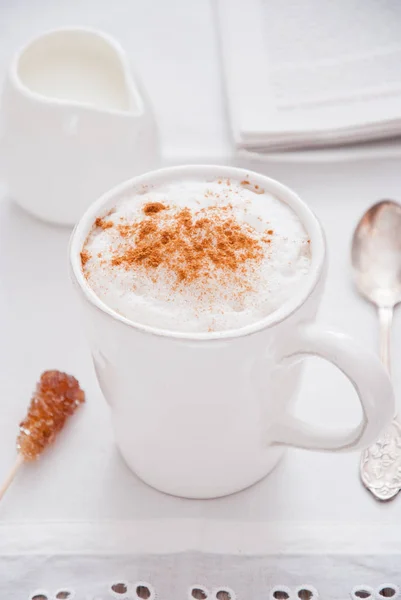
0 28 160 225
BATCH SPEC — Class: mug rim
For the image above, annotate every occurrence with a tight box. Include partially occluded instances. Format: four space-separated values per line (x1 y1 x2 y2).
69 164 326 341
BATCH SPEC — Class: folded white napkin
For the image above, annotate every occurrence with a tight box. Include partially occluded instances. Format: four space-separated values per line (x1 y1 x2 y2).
217 0 401 152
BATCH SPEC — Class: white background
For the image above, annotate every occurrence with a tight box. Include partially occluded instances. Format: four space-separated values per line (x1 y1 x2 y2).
0 0 400 540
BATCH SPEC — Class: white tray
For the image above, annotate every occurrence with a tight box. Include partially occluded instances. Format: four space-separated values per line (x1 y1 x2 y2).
1 154 401 540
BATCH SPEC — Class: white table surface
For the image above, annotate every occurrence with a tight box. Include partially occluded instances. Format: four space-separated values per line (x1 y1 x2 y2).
1 0 401 551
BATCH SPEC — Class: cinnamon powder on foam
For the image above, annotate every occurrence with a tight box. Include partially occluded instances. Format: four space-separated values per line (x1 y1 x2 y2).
82 201 274 298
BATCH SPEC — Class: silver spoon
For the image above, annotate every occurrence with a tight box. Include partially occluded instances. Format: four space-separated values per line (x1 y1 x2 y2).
351 199 401 500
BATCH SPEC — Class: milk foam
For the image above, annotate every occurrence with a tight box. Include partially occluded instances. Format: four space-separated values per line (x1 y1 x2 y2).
82 178 311 332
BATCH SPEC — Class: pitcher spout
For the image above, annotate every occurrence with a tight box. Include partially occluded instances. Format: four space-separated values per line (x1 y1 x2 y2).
11 27 146 117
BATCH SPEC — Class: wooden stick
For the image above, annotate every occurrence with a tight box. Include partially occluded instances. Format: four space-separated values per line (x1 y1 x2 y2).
0 455 24 501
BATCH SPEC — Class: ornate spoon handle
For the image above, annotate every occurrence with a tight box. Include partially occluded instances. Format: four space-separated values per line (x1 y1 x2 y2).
361 419 401 501
360 306 401 501
378 306 392 374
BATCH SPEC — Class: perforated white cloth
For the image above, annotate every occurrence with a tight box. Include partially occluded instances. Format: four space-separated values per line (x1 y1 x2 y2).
2 521 401 600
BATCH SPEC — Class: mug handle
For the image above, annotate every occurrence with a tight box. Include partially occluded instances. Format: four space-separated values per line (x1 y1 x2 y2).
272 323 394 451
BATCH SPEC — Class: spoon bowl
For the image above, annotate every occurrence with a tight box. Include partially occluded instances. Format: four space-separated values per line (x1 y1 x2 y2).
352 199 401 308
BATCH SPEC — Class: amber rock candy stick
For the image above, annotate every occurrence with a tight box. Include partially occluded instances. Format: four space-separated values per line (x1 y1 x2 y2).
0 370 85 501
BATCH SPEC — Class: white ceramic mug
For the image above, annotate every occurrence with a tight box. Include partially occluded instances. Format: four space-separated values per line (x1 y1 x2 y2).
0 27 160 225
70 165 394 499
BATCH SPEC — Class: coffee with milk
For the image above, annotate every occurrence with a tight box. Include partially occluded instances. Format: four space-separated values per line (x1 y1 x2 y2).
81 176 311 332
